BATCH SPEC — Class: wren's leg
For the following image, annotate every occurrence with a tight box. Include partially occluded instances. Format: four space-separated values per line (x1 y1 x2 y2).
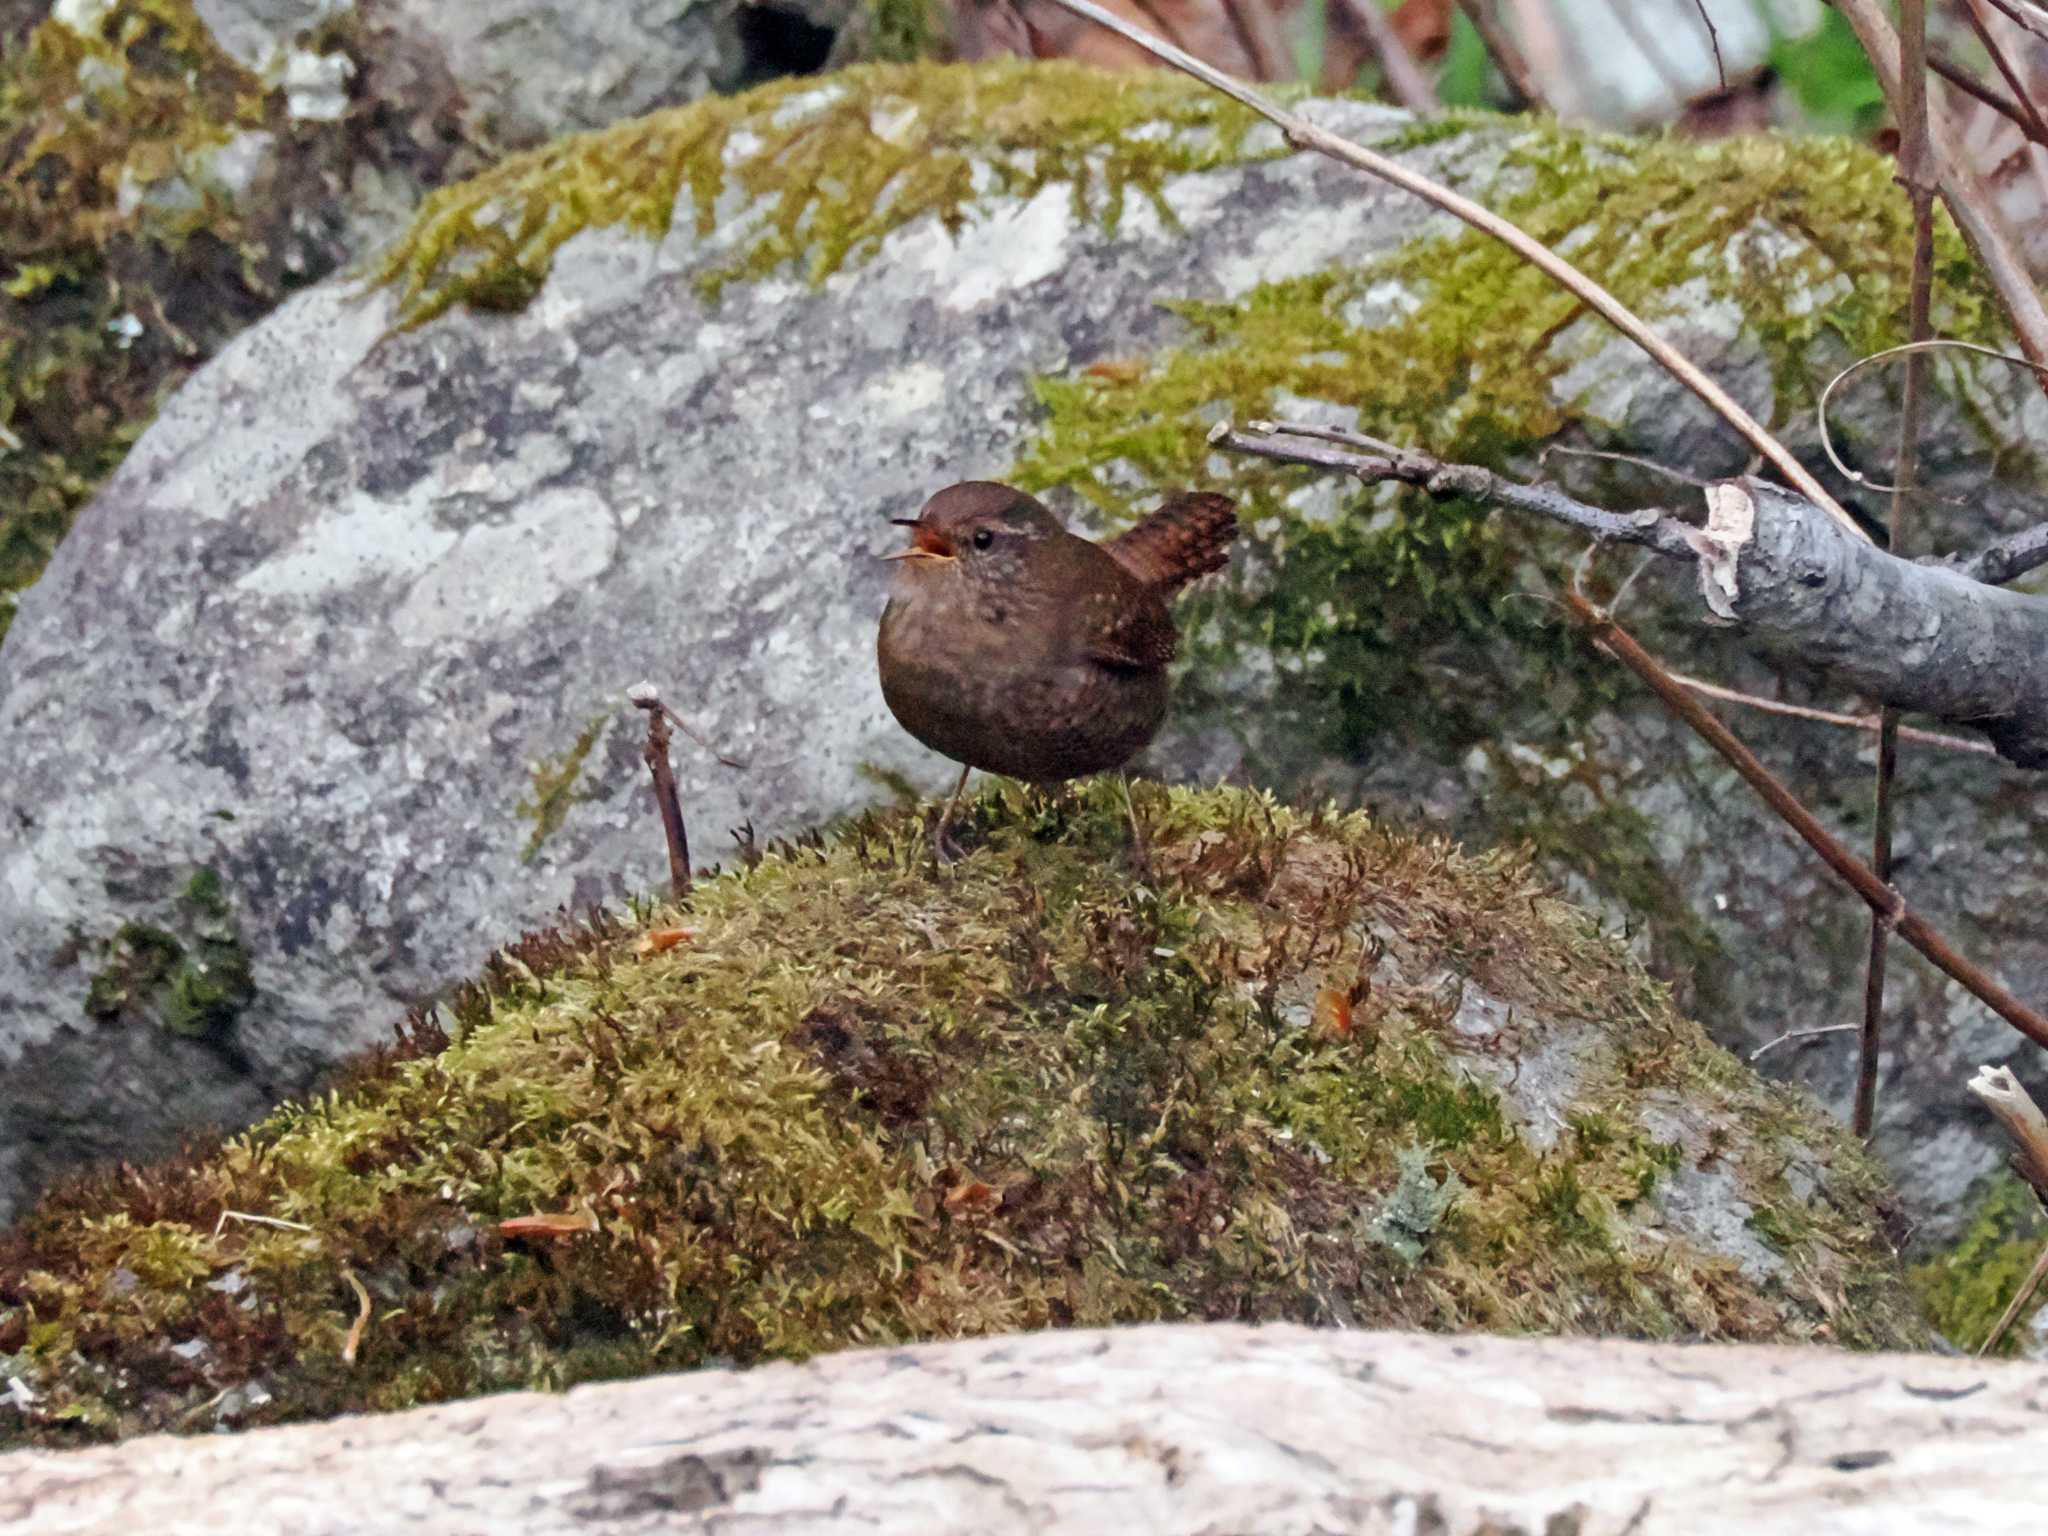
932 764 972 865
1118 772 1154 879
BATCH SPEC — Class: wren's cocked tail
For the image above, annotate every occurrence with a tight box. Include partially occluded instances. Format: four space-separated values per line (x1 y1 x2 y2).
875 479 1238 861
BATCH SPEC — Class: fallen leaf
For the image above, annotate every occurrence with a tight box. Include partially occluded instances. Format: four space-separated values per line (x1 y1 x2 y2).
633 926 695 956
498 1208 601 1239
1083 358 1147 383
943 1179 1002 1221
1311 986 1353 1041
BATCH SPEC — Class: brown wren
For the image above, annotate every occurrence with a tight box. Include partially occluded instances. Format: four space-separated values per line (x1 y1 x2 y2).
876 480 1238 858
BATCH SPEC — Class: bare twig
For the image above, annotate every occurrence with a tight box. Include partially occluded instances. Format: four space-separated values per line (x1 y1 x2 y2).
1037 0 1868 541
1964 1063 2048 1354
1978 1237 2048 1354
1980 0 2048 47
1503 0 1577 114
1962 0 2048 149
1928 45 2048 147
1670 672 1998 756
211 1209 315 1237
1452 0 1543 108
1212 418 1700 556
1966 1064 2048 1196
1829 0 2048 399
1817 338 2048 494
628 682 693 900
1855 0 1940 1140
1748 1023 1859 1062
1564 590 2048 1054
341 1269 372 1367
1957 518 2048 583
1688 0 1726 91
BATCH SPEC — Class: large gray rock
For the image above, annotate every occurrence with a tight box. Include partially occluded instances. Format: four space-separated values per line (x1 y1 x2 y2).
2 64 2045 1241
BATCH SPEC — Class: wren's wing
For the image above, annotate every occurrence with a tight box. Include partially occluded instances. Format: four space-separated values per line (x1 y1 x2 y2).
1076 576 1177 675
1104 490 1238 596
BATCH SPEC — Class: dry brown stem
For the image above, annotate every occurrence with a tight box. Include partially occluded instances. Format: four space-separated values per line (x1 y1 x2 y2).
628 682 693 900
1564 592 2048 1053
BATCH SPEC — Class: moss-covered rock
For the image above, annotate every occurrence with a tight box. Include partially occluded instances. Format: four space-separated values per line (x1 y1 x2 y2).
0 785 1929 1448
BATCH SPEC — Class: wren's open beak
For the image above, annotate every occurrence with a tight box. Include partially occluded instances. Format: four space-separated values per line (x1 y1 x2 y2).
883 517 956 562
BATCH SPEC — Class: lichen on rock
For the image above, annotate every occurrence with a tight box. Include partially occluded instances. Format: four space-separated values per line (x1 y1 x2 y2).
0 785 1928 1449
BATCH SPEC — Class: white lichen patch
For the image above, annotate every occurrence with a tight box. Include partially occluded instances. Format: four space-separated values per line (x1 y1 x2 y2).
890 183 1077 312
237 486 460 600
393 487 619 643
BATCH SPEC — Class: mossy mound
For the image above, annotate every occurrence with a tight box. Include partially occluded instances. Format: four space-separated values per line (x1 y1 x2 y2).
0 784 1927 1448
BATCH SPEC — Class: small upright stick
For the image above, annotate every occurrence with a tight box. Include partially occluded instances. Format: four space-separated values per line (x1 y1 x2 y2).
1964 1066 2048 1355
628 682 692 899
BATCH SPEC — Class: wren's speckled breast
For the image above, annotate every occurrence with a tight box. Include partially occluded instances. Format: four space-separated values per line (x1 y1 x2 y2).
876 480 1238 784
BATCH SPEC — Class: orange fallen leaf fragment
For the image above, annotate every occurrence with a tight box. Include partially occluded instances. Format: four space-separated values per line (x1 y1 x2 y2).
943 1179 1002 1221
633 926 696 956
1083 358 1146 384
1311 986 1353 1041
498 1208 600 1239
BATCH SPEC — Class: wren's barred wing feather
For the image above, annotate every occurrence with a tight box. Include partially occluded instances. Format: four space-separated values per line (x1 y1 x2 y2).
1081 584 1178 675
1105 491 1239 596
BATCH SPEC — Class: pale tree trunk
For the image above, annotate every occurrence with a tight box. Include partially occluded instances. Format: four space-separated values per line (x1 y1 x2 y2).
4 1322 2044 1534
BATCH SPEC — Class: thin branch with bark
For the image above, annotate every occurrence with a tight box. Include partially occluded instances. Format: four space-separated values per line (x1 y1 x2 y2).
1035 0 1868 541
1962 0 2048 149
1218 417 2048 762
1964 1064 2048 1353
1928 44 2048 148
629 682 693 900
1562 592 2048 1053
1856 0 1941 1140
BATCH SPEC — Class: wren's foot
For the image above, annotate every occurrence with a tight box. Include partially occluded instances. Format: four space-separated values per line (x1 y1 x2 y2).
1118 772 1155 881
930 763 973 867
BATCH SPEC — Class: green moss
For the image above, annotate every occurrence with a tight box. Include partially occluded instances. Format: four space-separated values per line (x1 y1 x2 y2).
0 784 1929 1449
369 60 1280 327
1911 1173 2048 1356
84 923 184 1019
517 715 608 862
0 0 346 632
78 866 254 1038
1000 119 2006 995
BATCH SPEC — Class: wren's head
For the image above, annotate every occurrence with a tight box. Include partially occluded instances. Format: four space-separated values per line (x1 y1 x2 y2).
884 481 1063 592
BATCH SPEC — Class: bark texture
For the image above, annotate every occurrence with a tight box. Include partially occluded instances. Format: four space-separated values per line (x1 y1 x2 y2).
5 1322 2044 1534
1722 480 2048 767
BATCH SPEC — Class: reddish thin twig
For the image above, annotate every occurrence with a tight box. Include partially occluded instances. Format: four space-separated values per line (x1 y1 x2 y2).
1688 0 1726 90
629 683 693 899
1563 590 2048 1055
1961 0 2048 148
1856 0 1940 1139
1928 45 2048 147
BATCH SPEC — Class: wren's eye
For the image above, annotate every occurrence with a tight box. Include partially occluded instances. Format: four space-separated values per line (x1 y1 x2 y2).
971 528 995 550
